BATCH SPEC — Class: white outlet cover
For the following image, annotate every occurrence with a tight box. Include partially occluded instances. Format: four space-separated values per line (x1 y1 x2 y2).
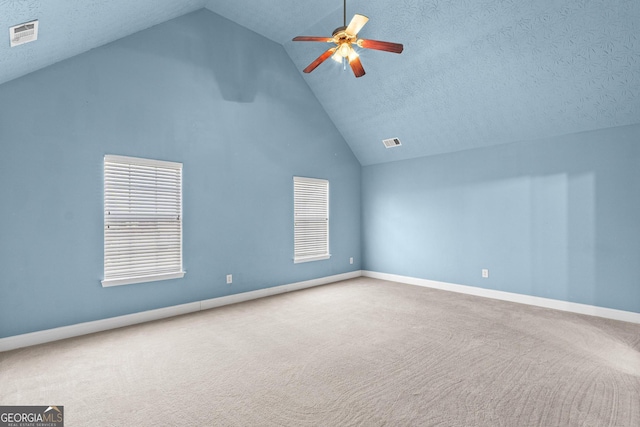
226 274 232 284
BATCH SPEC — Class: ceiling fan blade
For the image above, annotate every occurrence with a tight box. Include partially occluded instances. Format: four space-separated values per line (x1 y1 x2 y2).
349 55 366 78
292 36 333 42
345 14 369 36
303 47 337 73
358 39 404 54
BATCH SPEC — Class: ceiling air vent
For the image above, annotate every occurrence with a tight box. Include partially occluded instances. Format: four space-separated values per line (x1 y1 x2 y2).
382 137 402 148
10 20 39 47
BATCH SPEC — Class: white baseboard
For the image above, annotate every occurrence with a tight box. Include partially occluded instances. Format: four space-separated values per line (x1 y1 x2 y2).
362 270 640 324
200 270 361 310
0 270 362 353
7 269 632 352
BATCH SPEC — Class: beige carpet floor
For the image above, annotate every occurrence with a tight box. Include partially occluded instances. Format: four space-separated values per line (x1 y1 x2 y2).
1 277 639 426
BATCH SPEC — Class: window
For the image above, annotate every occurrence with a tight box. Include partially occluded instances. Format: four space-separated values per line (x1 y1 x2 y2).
293 176 330 263
102 155 184 287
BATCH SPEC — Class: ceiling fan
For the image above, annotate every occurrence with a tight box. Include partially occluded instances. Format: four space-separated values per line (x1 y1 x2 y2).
292 0 404 78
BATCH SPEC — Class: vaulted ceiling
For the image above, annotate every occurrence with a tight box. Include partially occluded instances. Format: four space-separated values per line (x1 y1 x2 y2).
2 0 639 165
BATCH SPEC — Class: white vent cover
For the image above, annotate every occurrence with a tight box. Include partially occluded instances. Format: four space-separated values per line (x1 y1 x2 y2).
382 137 402 148
10 20 39 47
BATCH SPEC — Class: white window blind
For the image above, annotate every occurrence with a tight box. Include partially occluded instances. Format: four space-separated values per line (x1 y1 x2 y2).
294 176 330 263
102 155 184 287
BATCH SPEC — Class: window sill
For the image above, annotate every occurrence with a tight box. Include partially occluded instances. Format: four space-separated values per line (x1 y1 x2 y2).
101 271 185 287
294 254 331 264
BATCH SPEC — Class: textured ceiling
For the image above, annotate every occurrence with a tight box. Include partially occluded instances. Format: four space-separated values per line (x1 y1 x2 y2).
2 0 639 165
281 0 640 165
0 0 204 86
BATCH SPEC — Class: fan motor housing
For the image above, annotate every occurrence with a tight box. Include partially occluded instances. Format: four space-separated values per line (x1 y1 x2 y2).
332 26 356 44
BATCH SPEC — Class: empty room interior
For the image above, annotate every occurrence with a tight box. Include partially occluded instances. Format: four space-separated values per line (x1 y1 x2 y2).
1 0 639 426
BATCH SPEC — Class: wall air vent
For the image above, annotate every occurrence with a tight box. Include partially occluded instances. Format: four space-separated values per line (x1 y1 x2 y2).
382 137 402 148
10 20 39 47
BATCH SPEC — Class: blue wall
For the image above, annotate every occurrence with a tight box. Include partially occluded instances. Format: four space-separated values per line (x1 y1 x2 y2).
1 9 638 341
362 124 640 313
0 10 361 338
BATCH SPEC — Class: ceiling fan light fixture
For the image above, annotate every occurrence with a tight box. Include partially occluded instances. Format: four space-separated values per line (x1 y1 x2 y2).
292 0 403 78
332 43 351 62
339 43 350 57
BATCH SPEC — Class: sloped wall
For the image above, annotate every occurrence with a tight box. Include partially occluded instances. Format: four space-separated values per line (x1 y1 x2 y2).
0 9 361 338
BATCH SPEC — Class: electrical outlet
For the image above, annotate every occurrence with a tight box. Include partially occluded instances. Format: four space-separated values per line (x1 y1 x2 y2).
226 274 232 284
482 269 489 278
350 257 354 265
